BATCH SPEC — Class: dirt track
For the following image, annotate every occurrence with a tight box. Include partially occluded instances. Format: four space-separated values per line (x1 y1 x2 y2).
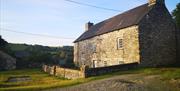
45 74 180 91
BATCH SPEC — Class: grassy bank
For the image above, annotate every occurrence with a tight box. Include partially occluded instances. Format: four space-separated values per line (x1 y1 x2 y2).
0 68 180 91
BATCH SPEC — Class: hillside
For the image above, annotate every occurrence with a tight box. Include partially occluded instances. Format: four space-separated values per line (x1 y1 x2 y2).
0 51 16 71
7 44 28 51
0 36 74 69
2 43 74 69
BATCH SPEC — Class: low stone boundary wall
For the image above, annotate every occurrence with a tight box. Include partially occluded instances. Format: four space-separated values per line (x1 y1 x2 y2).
55 66 85 79
42 65 85 79
42 65 55 75
42 62 138 79
84 62 138 77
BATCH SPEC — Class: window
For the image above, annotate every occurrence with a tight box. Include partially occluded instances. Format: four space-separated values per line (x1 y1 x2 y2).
117 38 123 49
119 61 124 64
93 60 97 68
92 44 96 53
104 61 107 66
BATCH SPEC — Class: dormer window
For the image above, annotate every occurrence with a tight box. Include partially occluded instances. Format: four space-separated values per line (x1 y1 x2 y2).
117 38 123 49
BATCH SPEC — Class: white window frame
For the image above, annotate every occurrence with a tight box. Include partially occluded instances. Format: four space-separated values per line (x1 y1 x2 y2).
93 60 97 68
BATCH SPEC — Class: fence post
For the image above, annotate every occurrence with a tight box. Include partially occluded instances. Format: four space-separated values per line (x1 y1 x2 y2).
54 65 56 76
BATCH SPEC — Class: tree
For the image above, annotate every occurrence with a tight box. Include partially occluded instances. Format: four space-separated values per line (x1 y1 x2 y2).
0 36 8 52
0 36 7 48
172 3 180 28
59 51 66 59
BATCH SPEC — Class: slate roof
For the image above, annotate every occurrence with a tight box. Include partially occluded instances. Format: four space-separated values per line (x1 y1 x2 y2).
74 3 151 43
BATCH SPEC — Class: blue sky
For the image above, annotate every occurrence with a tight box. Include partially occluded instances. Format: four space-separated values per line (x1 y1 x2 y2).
0 0 179 46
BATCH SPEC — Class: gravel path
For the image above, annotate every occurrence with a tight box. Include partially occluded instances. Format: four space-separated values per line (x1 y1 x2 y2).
44 74 179 91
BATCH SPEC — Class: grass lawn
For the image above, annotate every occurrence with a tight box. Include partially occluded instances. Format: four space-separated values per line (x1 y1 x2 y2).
0 68 180 91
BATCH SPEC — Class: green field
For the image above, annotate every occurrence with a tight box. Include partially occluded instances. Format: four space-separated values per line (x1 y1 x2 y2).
0 69 107 91
0 68 180 91
0 69 93 91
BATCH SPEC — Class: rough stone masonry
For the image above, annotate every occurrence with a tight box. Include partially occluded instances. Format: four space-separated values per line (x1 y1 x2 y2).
74 0 178 68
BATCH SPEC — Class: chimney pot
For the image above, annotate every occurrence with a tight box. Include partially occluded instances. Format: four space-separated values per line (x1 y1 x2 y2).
85 22 93 31
148 0 165 6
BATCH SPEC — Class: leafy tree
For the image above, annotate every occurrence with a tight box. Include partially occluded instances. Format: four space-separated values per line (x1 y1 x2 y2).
58 51 66 59
4 43 74 68
0 36 11 54
172 3 180 28
0 36 7 48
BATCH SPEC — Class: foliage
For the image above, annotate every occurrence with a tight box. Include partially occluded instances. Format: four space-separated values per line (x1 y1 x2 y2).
7 44 28 51
6 43 74 69
172 3 180 28
0 36 8 50
0 37 74 69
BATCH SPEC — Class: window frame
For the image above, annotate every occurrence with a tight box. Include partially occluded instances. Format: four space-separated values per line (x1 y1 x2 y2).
119 61 124 64
104 61 107 66
92 44 97 53
117 38 123 49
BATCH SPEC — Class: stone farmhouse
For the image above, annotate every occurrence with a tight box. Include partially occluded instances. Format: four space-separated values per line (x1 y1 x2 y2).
74 0 179 68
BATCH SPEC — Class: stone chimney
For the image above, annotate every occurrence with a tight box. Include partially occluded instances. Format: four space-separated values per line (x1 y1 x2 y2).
85 22 93 31
148 0 165 6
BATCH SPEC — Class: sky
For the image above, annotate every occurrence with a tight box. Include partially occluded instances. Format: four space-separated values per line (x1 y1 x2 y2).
0 0 179 47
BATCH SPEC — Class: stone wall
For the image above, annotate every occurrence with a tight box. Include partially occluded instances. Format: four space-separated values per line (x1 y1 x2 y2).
42 65 55 75
138 4 177 67
42 63 138 79
74 26 140 68
84 62 138 77
55 66 85 79
177 28 180 65
42 65 85 79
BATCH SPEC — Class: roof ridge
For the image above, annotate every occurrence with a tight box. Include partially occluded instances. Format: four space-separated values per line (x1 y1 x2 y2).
74 3 150 43
90 3 149 30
